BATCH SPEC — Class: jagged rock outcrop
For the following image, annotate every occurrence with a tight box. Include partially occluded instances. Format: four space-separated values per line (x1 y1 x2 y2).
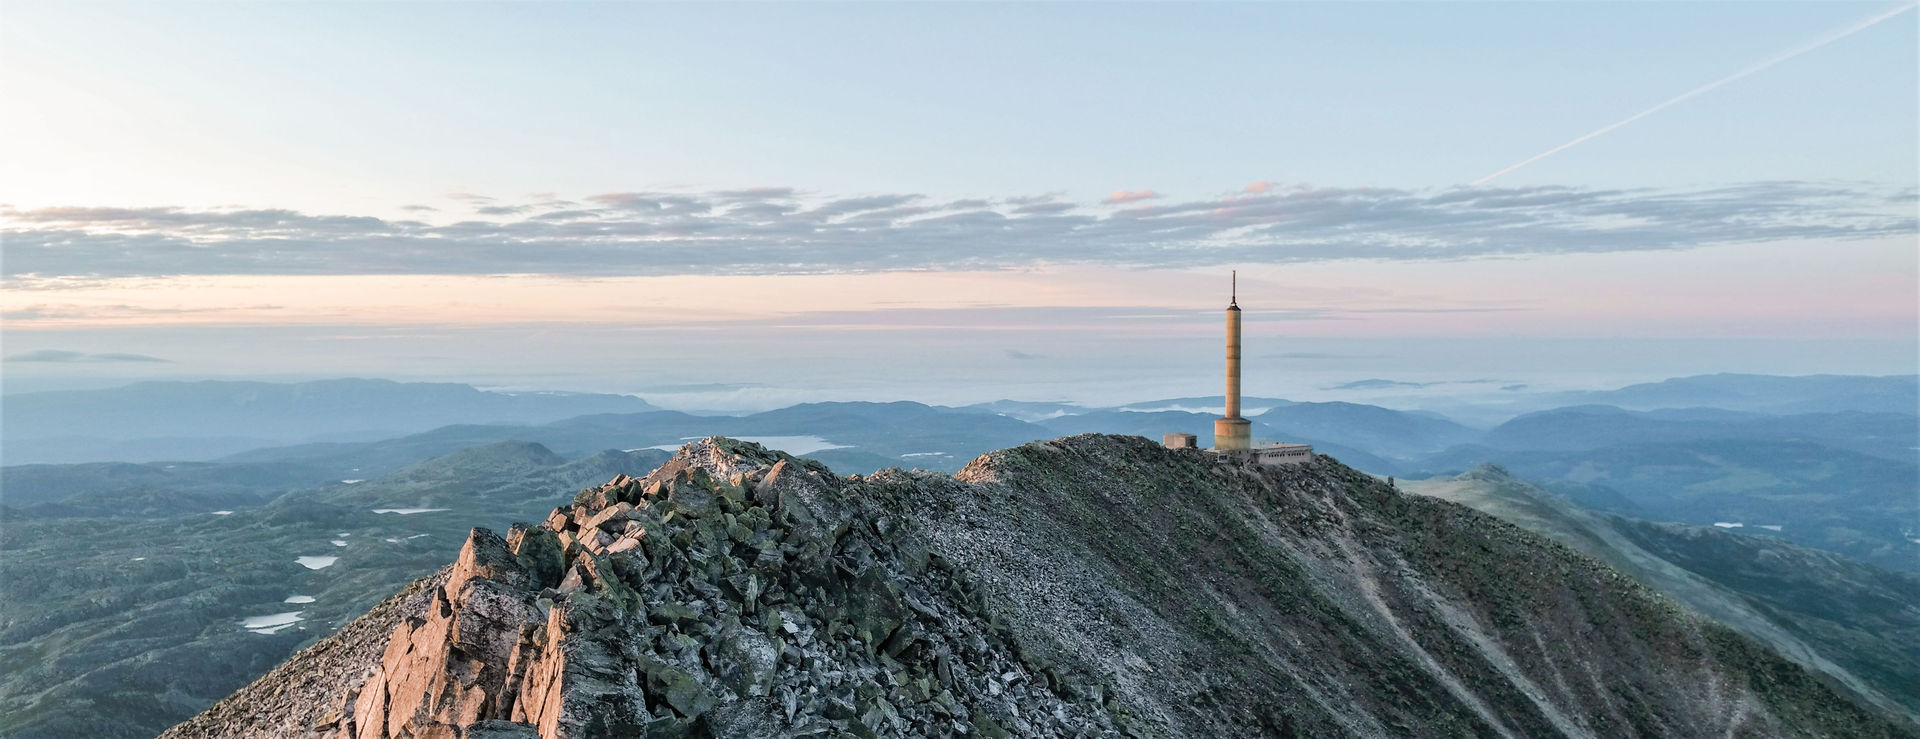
167 435 1914 738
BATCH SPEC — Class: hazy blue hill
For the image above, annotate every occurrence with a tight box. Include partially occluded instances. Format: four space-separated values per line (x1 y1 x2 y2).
1038 409 1216 441
1484 405 1919 461
951 399 1090 422
312 443 668 513
1415 439 1919 572
1 435 288 468
220 403 1050 476
1 459 343 512
218 412 703 474
1553 373 1918 415
211 423 539 478
1252 400 1479 458
738 401 1045 454
2 379 658 464
1406 465 1920 721
366 440 568 483
803 448 920 474
1111 394 1293 413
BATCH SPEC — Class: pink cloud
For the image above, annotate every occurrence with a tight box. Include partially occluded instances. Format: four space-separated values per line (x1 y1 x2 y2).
1244 181 1272 194
1103 189 1162 204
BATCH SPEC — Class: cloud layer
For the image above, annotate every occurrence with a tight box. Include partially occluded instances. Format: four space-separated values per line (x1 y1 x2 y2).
5 350 169 363
3 182 1911 281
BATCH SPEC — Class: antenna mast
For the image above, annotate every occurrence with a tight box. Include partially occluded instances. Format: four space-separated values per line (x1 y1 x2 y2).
1230 270 1237 306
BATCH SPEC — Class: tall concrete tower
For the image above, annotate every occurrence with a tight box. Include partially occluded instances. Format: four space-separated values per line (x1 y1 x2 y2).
1214 271 1252 451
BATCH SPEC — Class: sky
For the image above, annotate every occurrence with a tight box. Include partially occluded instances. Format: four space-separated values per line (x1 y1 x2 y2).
2 1 1915 410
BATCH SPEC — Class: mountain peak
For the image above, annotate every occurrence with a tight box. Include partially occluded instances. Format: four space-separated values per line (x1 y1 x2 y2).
165 434 1904 738
1457 461 1518 482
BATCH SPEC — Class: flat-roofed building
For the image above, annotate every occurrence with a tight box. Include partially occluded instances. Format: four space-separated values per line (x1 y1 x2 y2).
1252 443 1314 466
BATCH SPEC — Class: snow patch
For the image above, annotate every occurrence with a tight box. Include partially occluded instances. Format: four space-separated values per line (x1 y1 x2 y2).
900 452 949 458
341 479 364 484
372 508 449 515
1756 525 1783 532
284 595 315 604
296 556 338 570
331 540 348 547
130 557 145 561
1713 522 1743 529
242 612 303 633
210 510 233 516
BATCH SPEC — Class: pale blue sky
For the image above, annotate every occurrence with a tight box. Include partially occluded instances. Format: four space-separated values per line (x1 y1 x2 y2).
5 1 1914 209
2 2 1914 405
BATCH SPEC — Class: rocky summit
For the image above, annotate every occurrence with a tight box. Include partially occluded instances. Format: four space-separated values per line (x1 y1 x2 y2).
163 435 1909 738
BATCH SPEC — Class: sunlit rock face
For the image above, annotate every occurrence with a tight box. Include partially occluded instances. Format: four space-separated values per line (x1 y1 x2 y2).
165 436 1910 738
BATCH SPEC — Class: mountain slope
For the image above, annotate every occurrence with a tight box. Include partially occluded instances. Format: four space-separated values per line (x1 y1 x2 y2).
1405 465 1920 722
1412 438 1919 572
167 435 1910 738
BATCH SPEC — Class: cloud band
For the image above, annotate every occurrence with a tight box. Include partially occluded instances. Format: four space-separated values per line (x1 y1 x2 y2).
3 181 1911 281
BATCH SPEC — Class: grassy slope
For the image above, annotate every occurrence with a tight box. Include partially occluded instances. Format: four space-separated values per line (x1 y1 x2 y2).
1407 467 1920 723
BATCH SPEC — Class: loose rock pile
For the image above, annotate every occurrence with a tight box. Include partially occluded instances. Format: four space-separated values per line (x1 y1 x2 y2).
334 438 1120 738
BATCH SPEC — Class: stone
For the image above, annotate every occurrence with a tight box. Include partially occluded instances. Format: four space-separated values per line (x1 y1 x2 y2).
655 666 717 719
448 528 531 594
348 547 541 739
460 719 540 738
752 460 791 507
506 526 566 590
649 600 698 627
844 567 905 647
581 502 635 534
707 621 780 697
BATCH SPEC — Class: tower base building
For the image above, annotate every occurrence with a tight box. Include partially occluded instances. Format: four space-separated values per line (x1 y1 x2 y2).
1213 417 1251 451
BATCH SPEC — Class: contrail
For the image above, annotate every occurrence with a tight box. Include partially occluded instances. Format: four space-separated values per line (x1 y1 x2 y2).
1474 2 1917 185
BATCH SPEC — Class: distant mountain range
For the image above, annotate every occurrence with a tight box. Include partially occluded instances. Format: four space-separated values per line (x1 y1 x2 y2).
1 378 657 464
6 373 1914 571
1545 373 1917 415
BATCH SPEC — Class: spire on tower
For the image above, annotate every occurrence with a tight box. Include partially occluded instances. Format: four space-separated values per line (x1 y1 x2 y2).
1230 270 1237 307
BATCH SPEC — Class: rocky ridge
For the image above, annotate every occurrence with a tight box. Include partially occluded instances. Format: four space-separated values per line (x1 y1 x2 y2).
166 435 1912 738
